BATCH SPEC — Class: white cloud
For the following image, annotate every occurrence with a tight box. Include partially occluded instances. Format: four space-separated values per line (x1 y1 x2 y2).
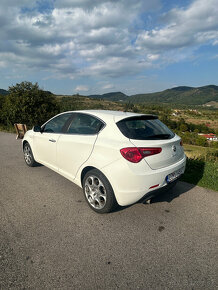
136 0 218 53
0 0 217 87
213 39 218 45
0 60 6 68
102 83 114 90
147 54 160 61
81 57 152 78
75 85 89 91
55 0 160 12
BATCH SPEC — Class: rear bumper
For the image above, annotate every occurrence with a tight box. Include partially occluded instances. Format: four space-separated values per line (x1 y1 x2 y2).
139 179 179 203
102 154 186 206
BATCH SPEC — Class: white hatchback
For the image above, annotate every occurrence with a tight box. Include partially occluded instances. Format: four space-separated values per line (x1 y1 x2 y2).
23 110 186 213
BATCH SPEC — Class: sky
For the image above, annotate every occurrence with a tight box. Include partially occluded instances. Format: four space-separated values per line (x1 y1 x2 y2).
0 0 218 95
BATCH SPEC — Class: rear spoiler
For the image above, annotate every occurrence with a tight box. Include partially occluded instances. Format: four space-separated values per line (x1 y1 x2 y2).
117 115 158 123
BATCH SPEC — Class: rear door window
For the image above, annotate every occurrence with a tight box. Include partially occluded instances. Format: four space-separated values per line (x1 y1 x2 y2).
67 113 104 135
116 116 174 140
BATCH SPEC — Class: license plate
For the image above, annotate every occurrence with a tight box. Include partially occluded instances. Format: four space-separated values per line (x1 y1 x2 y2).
166 167 184 183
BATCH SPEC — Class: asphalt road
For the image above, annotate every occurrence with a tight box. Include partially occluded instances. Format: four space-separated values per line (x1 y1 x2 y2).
0 131 217 289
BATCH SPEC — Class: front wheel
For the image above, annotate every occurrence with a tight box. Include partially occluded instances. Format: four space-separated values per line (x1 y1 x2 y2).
23 143 37 167
82 169 117 213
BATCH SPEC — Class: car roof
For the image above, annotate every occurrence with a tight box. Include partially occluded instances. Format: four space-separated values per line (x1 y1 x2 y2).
68 110 152 123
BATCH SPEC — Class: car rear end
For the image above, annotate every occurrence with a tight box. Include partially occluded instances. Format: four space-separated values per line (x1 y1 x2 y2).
100 114 186 206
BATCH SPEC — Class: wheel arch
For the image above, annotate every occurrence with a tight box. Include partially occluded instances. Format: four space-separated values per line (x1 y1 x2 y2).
22 138 35 158
80 165 118 200
80 166 97 186
81 166 118 213
23 140 29 151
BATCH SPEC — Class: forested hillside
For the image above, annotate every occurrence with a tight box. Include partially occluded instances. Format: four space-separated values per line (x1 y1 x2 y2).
87 85 218 106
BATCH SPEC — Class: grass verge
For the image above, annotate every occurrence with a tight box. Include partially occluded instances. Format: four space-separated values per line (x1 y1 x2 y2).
0 124 15 133
183 144 218 160
181 158 218 191
182 144 218 191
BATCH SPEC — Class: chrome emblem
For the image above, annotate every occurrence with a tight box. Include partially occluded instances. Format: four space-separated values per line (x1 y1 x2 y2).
172 145 176 152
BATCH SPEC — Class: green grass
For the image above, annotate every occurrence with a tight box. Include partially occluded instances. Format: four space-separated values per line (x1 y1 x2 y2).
181 158 218 191
0 124 15 133
183 144 218 160
182 144 218 191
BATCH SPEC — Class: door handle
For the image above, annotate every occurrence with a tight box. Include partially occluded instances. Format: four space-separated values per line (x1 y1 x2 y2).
49 139 56 143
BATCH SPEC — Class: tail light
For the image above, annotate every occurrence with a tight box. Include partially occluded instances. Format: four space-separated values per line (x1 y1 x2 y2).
120 147 162 163
180 139 183 146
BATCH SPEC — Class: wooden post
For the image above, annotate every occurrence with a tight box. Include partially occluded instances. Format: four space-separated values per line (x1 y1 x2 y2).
14 123 27 139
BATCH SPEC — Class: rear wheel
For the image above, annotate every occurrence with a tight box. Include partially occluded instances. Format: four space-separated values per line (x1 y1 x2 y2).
23 143 37 167
82 169 117 213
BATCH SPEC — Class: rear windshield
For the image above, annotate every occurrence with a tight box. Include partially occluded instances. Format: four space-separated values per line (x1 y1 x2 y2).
116 116 175 140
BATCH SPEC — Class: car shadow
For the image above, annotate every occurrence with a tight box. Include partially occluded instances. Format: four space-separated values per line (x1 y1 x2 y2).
149 181 196 204
112 181 197 213
33 162 43 167
180 158 205 186
145 157 206 204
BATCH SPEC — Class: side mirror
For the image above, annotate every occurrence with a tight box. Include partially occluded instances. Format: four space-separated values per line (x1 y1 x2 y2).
33 125 42 133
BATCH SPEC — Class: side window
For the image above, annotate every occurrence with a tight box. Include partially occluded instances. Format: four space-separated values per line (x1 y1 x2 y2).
43 113 71 133
67 113 104 135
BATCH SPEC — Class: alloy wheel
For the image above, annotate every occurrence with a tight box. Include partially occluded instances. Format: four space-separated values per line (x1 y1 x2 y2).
84 175 107 209
24 145 32 165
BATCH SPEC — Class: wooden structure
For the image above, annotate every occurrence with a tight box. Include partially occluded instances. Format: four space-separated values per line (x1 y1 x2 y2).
14 123 27 139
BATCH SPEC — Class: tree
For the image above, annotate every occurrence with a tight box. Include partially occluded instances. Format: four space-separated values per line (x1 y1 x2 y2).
195 136 207 147
0 94 5 123
2 81 60 126
180 123 188 132
124 101 134 112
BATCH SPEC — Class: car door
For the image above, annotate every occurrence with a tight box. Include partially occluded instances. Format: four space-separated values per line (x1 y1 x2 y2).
57 113 104 181
33 113 72 171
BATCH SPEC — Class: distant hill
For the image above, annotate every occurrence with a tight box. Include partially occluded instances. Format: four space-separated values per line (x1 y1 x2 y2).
1 85 218 105
203 101 218 108
87 85 218 106
88 92 128 102
0 89 9 96
43 90 53 96
130 85 218 105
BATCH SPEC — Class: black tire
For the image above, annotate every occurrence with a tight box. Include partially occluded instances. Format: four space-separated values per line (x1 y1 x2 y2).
23 143 37 167
82 169 117 213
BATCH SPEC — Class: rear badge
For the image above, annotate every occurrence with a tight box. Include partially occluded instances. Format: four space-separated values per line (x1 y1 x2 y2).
172 145 177 156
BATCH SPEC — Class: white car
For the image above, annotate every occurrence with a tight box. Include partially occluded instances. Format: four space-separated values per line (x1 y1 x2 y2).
23 110 186 213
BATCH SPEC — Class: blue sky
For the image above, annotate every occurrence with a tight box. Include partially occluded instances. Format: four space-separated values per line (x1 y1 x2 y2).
0 0 218 95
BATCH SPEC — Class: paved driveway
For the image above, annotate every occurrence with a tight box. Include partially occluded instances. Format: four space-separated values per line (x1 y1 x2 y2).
0 132 217 289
